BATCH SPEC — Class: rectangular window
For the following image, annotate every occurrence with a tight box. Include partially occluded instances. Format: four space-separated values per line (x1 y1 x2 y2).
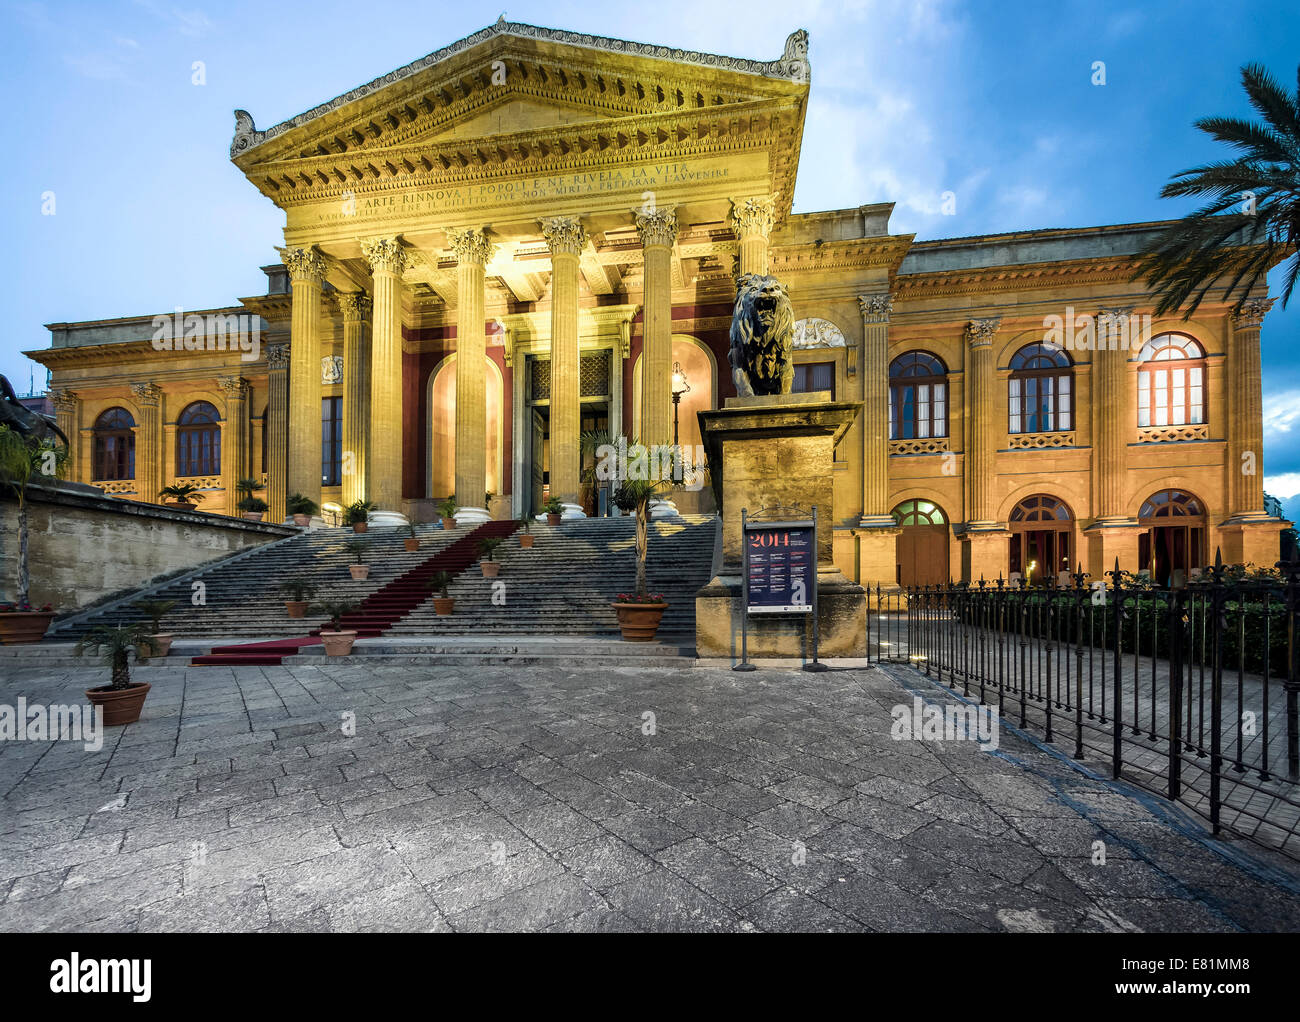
1058 374 1072 430
1138 370 1150 427
322 396 343 486
1190 367 1203 424
792 361 835 400
932 382 946 437
1009 384 1021 434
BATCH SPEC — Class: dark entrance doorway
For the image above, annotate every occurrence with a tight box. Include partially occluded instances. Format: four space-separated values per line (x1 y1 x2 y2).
1008 494 1073 585
893 499 950 587
1138 489 1206 586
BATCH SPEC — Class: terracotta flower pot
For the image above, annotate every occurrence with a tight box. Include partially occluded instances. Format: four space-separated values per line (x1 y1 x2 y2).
0 611 55 645
139 633 174 659
432 597 455 615
481 560 501 578
242 512 264 522
349 564 370 581
285 600 308 618
165 501 196 511
519 534 534 548
86 681 151 727
441 517 457 530
293 513 311 527
404 538 420 552
319 630 357 656
352 521 368 534
546 513 562 526
612 601 668 641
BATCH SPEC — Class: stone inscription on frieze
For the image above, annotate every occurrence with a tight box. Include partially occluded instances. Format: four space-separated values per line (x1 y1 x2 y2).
303 156 760 228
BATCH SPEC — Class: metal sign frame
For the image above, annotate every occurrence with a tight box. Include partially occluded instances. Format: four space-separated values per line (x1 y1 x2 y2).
735 505 827 672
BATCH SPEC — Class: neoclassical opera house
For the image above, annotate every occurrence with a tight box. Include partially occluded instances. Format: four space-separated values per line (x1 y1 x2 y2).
30 20 1285 589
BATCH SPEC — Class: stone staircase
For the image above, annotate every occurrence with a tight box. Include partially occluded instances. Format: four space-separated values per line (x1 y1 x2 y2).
390 513 717 638
46 522 466 642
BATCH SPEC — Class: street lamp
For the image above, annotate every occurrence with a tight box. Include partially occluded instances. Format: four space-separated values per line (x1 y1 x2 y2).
670 361 690 447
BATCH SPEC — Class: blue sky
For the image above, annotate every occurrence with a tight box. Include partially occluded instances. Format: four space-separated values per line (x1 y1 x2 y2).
3 0 1298 510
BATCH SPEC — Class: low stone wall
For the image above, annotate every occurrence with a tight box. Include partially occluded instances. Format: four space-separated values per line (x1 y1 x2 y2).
0 482 294 612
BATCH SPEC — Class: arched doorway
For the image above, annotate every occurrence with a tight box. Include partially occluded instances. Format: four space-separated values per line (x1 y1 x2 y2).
1138 489 1206 586
892 499 949 587
427 355 503 503
1008 494 1073 585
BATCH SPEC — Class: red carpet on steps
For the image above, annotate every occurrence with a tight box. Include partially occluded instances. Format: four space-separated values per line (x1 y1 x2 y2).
190 519 519 666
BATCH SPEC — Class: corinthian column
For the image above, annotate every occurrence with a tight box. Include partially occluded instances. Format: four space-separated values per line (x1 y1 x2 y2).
49 388 81 483
540 216 587 516
729 197 775 276
127 384 160 501
634 205 677 450
338 292 372 509
284 246 326 508
448 226 495 524
218 375 249 515
265 344 290 521
858 294 894 527
1095 307 1133 523
965 318 1000 526
1230 298 1273 517
362 235 410 524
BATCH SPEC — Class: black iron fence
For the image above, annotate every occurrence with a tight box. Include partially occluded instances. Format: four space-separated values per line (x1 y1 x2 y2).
866 559 1300 860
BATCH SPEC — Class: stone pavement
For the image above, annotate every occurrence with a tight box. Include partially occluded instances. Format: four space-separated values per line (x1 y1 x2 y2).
3 656 1300 932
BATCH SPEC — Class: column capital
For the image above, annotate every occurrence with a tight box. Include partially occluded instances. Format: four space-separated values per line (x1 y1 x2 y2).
634 205 678 249
965 317 1001 349
858 293 893 324
265 342 291 369
337 291 372 322
728 196 775 240
538 216 588 257
218 375 248 398
128 382 160 405
1233 297 1276 329
360 236 409 276
284 246 327 286
446 227 495 265
50 387 79 410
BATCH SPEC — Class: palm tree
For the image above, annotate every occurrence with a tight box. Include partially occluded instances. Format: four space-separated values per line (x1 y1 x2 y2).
75 623 149 689
1136 62 1300 317
0 425 69 604
612 475 674 600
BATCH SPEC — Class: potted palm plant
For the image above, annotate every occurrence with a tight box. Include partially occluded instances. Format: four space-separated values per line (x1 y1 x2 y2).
158 482 205 510
287 492 317 527
543 496 564 526
518 517 534 548
76 623 152 726
0 425 67 644
313 599 359 656
133 599 176 658
404 521 420 552
344 538 370 580
478 536 504 577
280 578 315 618
427 571 455 615
437 495 457 529
234 477 265 520
610 474 671 641
345 499 374 533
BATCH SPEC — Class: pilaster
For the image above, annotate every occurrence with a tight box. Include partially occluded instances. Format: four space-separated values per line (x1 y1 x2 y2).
265 343 290 521
964 318 1000 528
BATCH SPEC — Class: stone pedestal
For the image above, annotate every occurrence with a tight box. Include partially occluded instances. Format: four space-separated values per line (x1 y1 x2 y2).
857 520 902 591
960 526 1010 584
1219 515 1288 568
1084 522 1141 581
368 510 409 529
695 393 865 659
454 506 491 526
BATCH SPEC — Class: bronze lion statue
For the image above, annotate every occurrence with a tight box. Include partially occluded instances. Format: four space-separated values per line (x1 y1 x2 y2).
728 273 795 397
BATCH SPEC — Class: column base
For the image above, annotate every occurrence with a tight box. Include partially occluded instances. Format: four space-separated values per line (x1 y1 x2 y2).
1218 516 1289 568
560 502 587 520
649 498 680 520
959 526 1010 584
856 521 902 588
857 514 897 529
1084 519 1142 580
454 506 491 526
367 510 410 529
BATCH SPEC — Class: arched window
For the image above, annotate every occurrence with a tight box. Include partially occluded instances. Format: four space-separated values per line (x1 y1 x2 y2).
92 407 135 481
1137 334 1205 427
176 401 221 476
1008 494 1073 582
1138 489 1206 586
1008 343 1073 433
892 499 947 526
889 352 948 440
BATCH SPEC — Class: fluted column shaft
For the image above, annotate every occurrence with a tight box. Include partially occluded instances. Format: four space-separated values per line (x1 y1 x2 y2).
966 319 999 525
126 384 160 501
635 206 677 449
541 217 586 505
218 376 248 513
339 293 372 509
265 344 290 521
285 247 326 507
729 197 774 277
859 295 893 524
362 236 409 513
50 389 81 483
1096 309 1130 521
449 227 494 514
1230 299 1273 516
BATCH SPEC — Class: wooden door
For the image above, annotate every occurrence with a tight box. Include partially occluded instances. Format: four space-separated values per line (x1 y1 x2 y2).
530 410 545 516
897 524 949 587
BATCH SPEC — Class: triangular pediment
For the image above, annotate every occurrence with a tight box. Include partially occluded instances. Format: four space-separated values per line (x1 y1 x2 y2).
419 95 622 144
